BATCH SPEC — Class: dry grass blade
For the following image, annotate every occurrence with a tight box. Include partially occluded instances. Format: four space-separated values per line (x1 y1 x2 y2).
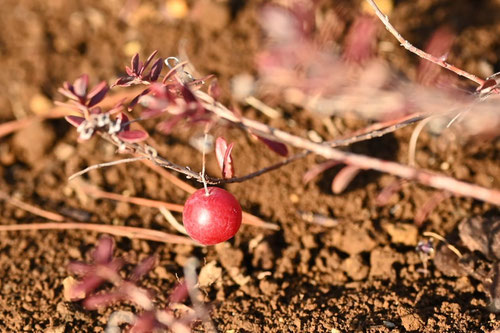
0 222 196 245
75 181 279 230
0 190 65 221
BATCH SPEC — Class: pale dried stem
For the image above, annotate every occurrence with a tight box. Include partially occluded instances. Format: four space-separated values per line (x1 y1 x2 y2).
0 222 196 245
68 157 147 181
408 117 433 166
0 190 65 221
365 0 485 86
75 181 278 230
195 90 500 205
159 206 188 235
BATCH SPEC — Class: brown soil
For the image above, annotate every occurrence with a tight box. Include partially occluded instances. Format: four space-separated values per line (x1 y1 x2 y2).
1 0 500 332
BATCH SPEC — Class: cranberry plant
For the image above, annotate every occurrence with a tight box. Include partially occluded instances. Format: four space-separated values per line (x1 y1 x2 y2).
53 0 500 326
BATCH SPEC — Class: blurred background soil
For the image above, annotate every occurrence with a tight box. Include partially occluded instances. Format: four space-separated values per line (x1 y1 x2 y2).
0 0 499 331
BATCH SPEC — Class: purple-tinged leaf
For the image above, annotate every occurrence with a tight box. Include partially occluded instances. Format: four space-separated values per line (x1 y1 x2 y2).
143 50 159 70
128 88 151 111
65 115 86 127
89 106 102 115
117 130 149 143
129 312 157 333
215 137 235 179
180 84 198 103
303 159 339 184
69 275 106 300
67 261 93 275
208 79 221 100
255 135 288 157
112 76 135 88
83 291 123 310
156 115 184 135
148 58 163 82
73 74 89 99
139 95 169 113
131 53 140 74
480 78 497 91
187 75 215 90
130 255 157 283
168 281 188 304
87 81 109 107
117 112 130 131
137 60 144 75
58 86 79 101
93 236 114 264
331 165 361 194
414 191 451 226
141 107 166 119
375 179 406 206
125 66 135 77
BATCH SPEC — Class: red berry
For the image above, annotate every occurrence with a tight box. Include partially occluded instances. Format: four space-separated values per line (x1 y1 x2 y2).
182 187 242 245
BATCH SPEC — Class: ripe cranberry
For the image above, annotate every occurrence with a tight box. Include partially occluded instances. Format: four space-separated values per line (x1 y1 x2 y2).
182 187 242 245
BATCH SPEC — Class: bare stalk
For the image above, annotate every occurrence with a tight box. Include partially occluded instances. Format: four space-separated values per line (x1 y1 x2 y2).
0 222 196 245
69 157 147 181
0 190 65 222
196 90 500 205
365 0 485 86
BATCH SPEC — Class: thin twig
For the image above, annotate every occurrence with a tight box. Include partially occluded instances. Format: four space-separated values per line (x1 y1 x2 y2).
408 117 433 166
159 206 188 235
68 157 148 181
423 231 463 258
75 181 279 230
195 90 500 205
0 222 196 245
365 0 485 86
245 96 282 119
0 191 66 222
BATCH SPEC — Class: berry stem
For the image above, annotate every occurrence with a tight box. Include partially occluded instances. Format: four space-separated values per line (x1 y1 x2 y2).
201 131 209 196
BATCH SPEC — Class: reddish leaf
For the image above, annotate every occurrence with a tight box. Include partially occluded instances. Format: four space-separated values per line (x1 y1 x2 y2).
479 78 497 91
255 135 288 157
87 81 109 107
343 15 377 63
156 114 184 134
215 137 235 179
414 191 451 226
130 255 157 283
117 112 130 131
112 76 135 88
67 261 93 275
93 236 114 264
129 312 157 333
148 58 163 82
331 165 361 194
376 179 406 206
138 94 170 113
128 88 151 111
208 79 221 100
131 53 140 74
117 130 149 143
65 115 85 127
168 281 188 304
83 291 123 310
58 86 79 101
417 27 455 86
303 159 339 184
143 50 159 71
73 74 89 98
125 66 134 77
